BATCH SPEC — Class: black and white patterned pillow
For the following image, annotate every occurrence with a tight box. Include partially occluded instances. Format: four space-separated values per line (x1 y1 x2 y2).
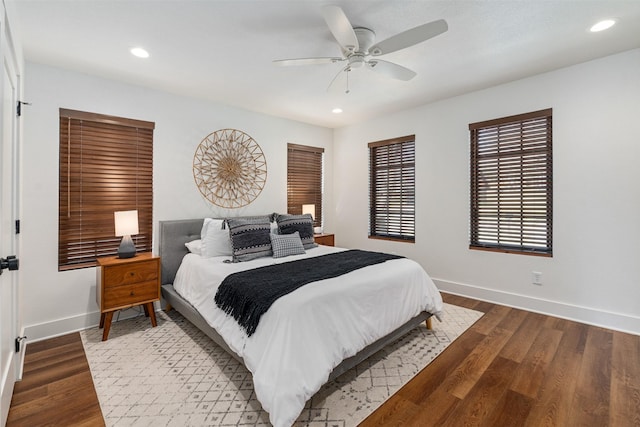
270 231 306 258
226 215 272 262
275 213 317 249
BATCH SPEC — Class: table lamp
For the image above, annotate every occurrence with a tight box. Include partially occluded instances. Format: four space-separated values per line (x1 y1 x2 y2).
114 210 139 258
302 204 315 219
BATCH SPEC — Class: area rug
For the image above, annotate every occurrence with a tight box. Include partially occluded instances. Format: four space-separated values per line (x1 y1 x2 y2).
81 303 482 426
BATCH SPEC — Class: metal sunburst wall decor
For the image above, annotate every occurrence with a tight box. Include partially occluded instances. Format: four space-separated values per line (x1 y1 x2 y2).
193 128 267 208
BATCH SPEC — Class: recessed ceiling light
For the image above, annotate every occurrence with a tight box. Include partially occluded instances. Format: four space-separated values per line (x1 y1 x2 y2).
590 19 616 32
332 108 343 114
130 47 150 58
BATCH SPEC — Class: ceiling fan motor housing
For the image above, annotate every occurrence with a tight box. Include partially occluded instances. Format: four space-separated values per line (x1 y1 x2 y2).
350 27 376 55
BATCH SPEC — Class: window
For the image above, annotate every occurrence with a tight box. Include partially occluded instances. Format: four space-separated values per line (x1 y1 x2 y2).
59 109 154 270
287 143 324 228
369 135 415 242
469 108 552 256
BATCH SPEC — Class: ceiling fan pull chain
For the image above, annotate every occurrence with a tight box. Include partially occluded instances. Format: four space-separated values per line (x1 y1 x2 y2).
346 69 350 94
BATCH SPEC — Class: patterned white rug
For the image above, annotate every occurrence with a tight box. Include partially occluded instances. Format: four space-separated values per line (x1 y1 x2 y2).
81 303 482 427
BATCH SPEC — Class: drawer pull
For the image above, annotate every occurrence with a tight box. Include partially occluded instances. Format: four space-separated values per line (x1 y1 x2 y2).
130 291 135 296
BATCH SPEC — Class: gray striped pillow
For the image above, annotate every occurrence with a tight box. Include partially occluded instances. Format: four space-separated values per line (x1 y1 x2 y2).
226 216 272 262
275 213 317 249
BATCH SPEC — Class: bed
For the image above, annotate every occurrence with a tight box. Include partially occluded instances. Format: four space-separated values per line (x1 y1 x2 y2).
158 218 444 427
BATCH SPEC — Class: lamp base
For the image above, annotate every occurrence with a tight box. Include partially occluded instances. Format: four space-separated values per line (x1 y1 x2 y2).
117 235 137 259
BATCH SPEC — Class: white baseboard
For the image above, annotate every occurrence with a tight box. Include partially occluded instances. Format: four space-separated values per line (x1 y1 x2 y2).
23 305 154 344
434 278 640 336
22 284 640 343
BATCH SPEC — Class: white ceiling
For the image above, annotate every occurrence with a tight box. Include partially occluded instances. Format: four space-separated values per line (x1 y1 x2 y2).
8 0 640 128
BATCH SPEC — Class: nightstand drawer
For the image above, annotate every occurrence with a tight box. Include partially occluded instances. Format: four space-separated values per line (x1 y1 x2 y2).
314 233 335 246
103 262 158 287
103 280 159 309
96 253 160 341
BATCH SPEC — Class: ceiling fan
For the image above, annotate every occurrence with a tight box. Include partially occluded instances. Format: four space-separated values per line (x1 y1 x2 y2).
273 5 448 93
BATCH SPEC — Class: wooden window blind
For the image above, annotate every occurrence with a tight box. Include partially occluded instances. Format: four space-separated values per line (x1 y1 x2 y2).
369 135 415 242
287 143 324 228
59 109 155 270
469 108 552 256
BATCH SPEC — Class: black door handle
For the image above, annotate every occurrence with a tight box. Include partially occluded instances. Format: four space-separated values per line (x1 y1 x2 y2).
0 256 19 275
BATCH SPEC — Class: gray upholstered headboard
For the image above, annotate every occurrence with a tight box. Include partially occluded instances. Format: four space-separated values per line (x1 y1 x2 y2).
158 219 204 285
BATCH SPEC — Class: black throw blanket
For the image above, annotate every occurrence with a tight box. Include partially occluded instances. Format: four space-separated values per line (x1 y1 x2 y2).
214 249 404 336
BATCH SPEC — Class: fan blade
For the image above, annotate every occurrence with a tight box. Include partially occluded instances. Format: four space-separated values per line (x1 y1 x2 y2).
369 19 448 56
322 5 359 52
273 57 343 66
367 59 416 81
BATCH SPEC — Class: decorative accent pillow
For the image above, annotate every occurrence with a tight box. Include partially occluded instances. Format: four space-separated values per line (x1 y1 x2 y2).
184 239 202 255
226 215 273 262
270 231 305 258
200 218 233 258
276 213 317 249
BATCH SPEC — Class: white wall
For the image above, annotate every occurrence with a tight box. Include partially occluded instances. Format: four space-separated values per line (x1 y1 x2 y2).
21 62 333 341
333 49 640 335
20 49 640 340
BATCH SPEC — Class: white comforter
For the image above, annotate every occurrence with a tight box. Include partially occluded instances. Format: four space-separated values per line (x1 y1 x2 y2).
173 245 443 427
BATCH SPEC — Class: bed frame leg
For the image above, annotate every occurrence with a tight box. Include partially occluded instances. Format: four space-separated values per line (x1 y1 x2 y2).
426 317 433 330
164 303 173 312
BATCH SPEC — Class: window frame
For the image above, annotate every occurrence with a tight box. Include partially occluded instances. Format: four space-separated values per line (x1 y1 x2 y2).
286 143 324 228
368 135 416 243
469 108 553 257
59 109 154 270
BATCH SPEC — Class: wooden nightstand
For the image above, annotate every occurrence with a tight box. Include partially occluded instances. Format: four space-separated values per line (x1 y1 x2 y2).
96 252 161 341
314 233 335 246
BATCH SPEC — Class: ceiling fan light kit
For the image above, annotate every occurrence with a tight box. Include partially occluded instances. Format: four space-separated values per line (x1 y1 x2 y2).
274 5 448 93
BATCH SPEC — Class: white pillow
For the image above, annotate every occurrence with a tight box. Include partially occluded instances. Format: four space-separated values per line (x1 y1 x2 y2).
184 239 202 255
200 218 233 258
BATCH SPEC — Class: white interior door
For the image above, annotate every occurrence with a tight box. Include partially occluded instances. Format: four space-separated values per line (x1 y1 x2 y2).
0 7 20 426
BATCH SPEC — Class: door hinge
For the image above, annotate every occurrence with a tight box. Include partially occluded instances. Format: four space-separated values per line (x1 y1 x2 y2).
15 219 20 234
17 101 32 117
15 336 27 353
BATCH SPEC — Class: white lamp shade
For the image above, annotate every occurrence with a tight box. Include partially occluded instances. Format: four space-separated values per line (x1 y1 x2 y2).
302 204 315 219
114 210 139 236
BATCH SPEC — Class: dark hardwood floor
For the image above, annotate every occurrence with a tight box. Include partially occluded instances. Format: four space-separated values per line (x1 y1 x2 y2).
6 332 104 426
7 293 640 426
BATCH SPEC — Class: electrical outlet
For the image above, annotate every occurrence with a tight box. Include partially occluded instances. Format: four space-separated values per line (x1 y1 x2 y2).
532 271 543 285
